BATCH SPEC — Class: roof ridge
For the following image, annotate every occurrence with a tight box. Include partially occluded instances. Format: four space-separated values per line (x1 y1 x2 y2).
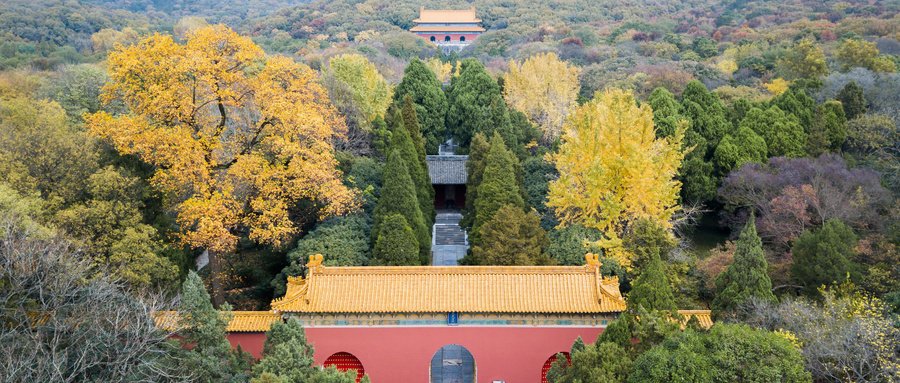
312 265 598 275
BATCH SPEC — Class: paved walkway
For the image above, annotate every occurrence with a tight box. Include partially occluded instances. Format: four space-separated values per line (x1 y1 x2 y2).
431 210 468 266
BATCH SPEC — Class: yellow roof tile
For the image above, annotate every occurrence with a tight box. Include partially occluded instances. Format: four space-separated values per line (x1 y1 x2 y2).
272 256 627 314
413 7 481 23
410 25 486 33
677 310 714 329
154 311 280 332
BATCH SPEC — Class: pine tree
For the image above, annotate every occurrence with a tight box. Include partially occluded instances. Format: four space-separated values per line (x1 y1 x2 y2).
388 109 434 227
446 59 509 149
253 318 317 383
373 213 419 265
712 216 775 315
472 133 524 244
372 149 429 264
628 250 678 312
836 81 867 120
647 87 684 138
398 96 435 225
713 126 767 175
792 219 858 295
681 80 730 151
772 88 815 131
740 106 807 158
471 205 548 265
393 58 447 154
176 271 251 382
460 132 490 230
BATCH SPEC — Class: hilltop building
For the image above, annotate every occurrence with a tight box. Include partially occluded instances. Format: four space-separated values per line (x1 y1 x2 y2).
410 7 485 51
157 254 712 383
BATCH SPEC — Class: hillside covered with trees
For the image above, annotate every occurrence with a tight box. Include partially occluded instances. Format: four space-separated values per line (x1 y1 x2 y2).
0 0 898 381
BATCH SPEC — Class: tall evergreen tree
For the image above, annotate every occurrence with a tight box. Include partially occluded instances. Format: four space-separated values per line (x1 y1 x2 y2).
176 271 251 382
836 81 867 120
806 100 847 154
471 205 548 265
393 58 447 154
712 126 767 175
647 87 684 138
771 88 815 131
792 219 858 295
740 106 807 158
372 149 430 263
446 59 511 149
373 213 419 266
398 96 435 225
712 216 775 316
461 132 490 230
472 133 524 243
681 80 731 151
628 249 678 313
252 318 317 383
388 109 434 227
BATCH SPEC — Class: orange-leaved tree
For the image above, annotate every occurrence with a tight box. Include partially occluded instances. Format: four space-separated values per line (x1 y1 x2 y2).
87 25 357 304
546 89 685 268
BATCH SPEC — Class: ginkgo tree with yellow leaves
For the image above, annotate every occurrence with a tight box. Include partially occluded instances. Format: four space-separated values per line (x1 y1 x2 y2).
546 89 685 268
86 25 357 305
503 52 580 145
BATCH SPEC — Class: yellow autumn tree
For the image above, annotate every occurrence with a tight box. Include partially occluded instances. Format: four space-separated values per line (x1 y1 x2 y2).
503 52 580 145
546 89 685 268
424 57 454 83
764 78 791 96
86 25 357 304
327 53 392 123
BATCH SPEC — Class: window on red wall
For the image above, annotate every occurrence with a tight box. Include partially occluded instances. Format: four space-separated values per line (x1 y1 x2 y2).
444 36 451 42
460 36 466 42
430 36 436 42
541 352 571 383
324 352 365 383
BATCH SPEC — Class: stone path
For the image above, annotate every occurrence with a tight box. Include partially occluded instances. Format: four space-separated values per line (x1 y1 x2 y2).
431 210 468 266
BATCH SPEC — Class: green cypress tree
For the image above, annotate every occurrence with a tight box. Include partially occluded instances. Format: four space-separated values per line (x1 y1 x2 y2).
647 87 683 138
792 219 858 295
712 126 767 175
472 133 524 244
461 132 490 230
373 213 419 266
628 249 678 312
740 106 807 157
393 58 447 154
712 216 775 315
177 271 251 382
372 149 430 264
836 81 867 120
388 109 434 227
471 204 548 265
681 80 731 151
772 88 815 131
253 318 317 383
446 59 509 149
680 130 718 204
399 97 435 225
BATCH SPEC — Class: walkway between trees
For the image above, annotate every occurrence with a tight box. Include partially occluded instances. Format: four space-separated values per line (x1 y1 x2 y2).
431 210 468 265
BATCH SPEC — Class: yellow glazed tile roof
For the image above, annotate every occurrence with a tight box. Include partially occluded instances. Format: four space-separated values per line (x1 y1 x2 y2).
154 311 280 332
410 25 486 33
677 310 713 329
271 254 626 314
414 7 481 23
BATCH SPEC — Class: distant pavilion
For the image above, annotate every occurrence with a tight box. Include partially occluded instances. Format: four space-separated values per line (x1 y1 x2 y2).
410 7 485 50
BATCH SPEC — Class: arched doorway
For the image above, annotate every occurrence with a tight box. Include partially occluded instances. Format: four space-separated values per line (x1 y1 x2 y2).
430 36 436 42
460 36 466 42
444 35 451 42
324 352 365 383
541 352 571 383
430 344 475 383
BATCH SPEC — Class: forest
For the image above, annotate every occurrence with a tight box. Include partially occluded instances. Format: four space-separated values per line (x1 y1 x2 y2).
0 0 898 382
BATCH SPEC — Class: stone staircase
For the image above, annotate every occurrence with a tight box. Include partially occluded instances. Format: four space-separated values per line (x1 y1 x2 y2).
431 210 468 266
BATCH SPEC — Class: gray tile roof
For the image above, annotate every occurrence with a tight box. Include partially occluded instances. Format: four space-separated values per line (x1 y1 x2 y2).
426 155 468 185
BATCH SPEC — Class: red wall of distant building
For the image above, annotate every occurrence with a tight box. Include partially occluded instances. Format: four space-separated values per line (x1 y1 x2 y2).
226 326 606 382
306 326 604 383
415 33 481 42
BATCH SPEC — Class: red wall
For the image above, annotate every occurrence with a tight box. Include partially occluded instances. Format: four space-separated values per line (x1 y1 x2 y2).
306 326 604 383
227 332 267 359
415 33 481 42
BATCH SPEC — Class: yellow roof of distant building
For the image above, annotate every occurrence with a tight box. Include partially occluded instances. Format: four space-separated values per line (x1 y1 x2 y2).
410 25 486 33
677 310 713 329
414 7 481 24
271 254 627 314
